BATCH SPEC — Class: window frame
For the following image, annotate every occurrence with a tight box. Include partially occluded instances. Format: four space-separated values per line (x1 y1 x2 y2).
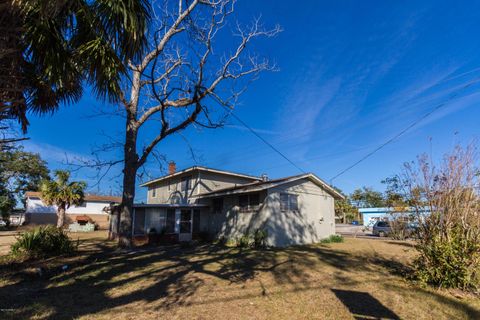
238 193 261 212
213 198 224 214
280 193 299 212
181 176 191 192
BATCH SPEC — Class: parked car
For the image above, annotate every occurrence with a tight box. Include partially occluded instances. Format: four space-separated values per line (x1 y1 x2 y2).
372 220 391 237
372 220 419 238
10 214 26 226
0 220 6 227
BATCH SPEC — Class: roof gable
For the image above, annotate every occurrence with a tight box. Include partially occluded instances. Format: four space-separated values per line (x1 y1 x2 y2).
140 166 260 187
198 173 344 199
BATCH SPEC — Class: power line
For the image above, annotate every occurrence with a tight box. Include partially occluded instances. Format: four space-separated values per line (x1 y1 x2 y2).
330 77 480 182
220 105 306 174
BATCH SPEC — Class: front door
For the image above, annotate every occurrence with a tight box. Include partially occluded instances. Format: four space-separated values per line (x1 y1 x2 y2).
179 209 192 242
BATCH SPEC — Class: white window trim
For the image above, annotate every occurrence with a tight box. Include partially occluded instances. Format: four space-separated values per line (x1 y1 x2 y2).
280 193 299 212
238 193 260 212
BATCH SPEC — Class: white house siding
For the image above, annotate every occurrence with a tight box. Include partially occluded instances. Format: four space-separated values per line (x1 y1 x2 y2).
208 179 335 247
265 180 335 246
26 197 110 215
147 171 257 205
196 171 257 194
26 197 111 229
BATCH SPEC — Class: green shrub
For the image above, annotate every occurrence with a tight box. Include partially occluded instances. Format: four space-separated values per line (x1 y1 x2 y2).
321 234 344 244
11 226 76 258
253 229 268 248
224 237 237 247
329 235 344 243
415 227 480 290
237 234 252 248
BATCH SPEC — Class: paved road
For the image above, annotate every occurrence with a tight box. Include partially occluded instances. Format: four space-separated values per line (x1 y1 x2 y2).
335 223 375 238
0 231 20 255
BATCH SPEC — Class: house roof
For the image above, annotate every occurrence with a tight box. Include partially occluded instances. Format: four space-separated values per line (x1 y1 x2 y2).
25 191 121 203
140 166 260 187
359 207 431 214
197 173 345 200
133 203 208 208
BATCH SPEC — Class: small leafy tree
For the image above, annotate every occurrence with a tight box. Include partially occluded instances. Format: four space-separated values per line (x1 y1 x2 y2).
334 187 359 223
350 187 386 208
40 170 86 228
0 185 15 226
395 144 480 290
0 146 49 225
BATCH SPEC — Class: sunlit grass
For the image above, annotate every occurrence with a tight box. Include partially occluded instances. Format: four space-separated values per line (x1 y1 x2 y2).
0 232 478 319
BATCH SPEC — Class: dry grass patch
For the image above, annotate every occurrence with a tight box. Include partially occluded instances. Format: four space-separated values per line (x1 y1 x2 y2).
0 233 478 319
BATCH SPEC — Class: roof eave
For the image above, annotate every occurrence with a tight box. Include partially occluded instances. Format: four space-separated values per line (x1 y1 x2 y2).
140 166 260 187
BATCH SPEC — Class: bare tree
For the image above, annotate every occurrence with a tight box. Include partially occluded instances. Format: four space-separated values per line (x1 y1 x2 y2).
396 143 480 289
103 0 280 246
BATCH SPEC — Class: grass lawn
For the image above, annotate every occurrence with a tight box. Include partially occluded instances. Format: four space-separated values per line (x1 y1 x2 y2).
0 232 479 319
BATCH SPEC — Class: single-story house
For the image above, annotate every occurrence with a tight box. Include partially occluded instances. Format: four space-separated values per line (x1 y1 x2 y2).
25 191 121 229
122 164 343 247
359 207 431 227
359 208 393 227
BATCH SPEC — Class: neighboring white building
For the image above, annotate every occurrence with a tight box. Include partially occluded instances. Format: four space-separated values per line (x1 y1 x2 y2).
121 164 344 247
25 192 121 229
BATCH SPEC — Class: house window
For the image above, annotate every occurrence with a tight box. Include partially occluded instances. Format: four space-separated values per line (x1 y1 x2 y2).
280 193 289 211
280 193 299 212
151 188 156 198
75 202 87 208
181 176 191 191
289 194 298 211
213 198 223 214
238 193 260 212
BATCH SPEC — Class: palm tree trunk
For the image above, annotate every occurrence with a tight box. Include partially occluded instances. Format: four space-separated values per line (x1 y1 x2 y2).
57 204 66 228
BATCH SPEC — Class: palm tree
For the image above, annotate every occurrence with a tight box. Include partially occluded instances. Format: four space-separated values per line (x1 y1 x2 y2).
40 170 86 228
1 0 151 132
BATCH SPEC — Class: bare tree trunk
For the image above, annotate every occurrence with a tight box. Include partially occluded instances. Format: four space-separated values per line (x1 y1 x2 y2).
118 110 138 247
57 204 66 228
95 2 279 248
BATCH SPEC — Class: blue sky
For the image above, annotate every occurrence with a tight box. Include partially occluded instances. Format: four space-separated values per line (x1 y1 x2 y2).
21 0 480 201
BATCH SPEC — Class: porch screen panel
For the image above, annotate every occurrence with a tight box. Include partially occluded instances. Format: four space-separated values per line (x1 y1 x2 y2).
166 209 175 233
193 210 200 233
133 208 145 235
145 208 166 233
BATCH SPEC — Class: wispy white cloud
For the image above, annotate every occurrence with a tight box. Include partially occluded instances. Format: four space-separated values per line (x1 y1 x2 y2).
279 77 342 141
21 141 93 165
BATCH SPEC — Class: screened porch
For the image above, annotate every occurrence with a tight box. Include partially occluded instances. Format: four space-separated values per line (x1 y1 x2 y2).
132 204 207 242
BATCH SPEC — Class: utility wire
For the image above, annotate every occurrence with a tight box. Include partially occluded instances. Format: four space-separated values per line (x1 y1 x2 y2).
330 77 480 182
221 105 306 174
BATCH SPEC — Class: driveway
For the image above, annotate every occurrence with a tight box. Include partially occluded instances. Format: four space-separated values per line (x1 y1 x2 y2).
336 223 373 238
0 231 20 255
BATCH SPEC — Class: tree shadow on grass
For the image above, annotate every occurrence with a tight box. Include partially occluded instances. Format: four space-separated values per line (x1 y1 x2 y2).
332 289 400 320
0 241 302 319
0 239 477 319
384 284 480 320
